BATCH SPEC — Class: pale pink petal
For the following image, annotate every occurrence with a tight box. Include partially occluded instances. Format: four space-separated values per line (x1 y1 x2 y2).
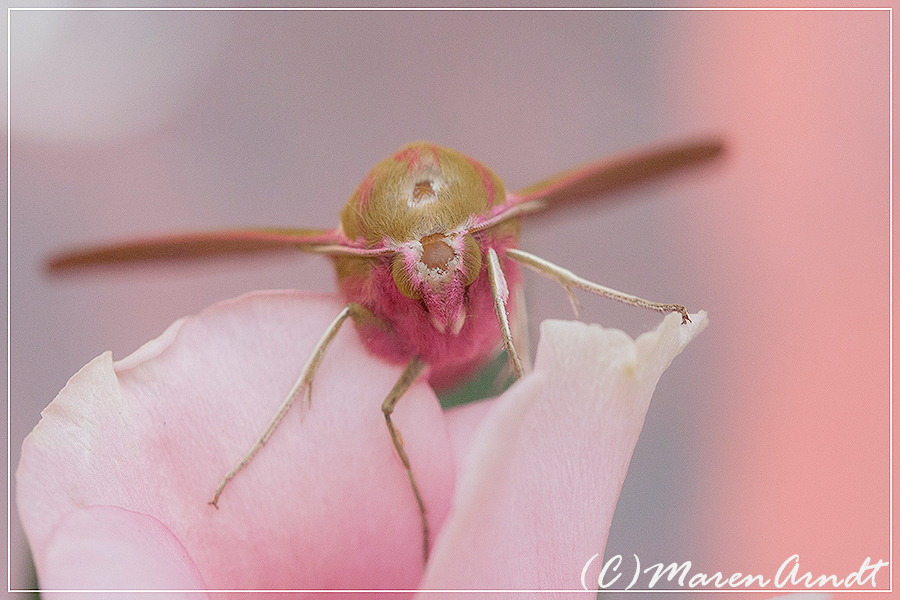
443 397 498 480
422 311 708 591
39 505 207 597
20 288 708 593
18 291 455 591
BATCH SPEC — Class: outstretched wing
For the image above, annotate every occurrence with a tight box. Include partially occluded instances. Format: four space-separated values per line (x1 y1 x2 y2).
46 227 365 273
471 138 725 232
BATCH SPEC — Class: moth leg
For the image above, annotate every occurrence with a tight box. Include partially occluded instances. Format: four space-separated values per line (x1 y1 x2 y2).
510 283 533 373
506 248 691 324
487 248 526 379
381 356 430 564
210 304 353 508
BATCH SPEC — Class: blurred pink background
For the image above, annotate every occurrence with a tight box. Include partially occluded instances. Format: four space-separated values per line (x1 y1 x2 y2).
8 5 891 595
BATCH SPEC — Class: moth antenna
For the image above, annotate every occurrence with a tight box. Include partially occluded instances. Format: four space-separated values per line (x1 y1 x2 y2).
506 248 691 324
210 305 352 509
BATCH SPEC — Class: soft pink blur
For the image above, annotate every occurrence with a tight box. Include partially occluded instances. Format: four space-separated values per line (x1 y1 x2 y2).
665 8 891 596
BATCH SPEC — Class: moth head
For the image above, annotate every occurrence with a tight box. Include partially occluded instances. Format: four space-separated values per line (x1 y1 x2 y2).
391 232 482 301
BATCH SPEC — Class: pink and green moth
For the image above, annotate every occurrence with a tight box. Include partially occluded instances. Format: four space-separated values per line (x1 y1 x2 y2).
48 139 723 563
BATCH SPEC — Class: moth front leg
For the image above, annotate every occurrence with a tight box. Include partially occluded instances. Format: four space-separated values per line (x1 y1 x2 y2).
487 247 526 379
380 356 430 564
346 304 432 563
210 304 353 508
506 248 691 324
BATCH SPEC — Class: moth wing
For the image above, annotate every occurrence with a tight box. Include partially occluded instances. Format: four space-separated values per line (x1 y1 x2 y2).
479 138 725 229
515 138 725 207
46 227 350 273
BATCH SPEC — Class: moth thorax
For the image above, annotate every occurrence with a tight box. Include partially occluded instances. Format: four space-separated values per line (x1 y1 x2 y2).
405 164 443 209
413 180 435 201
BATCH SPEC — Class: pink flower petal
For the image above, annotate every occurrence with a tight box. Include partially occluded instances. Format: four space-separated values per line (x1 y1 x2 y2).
19 289 707 593
442 396 498 478
422 312 708 591
18 291 456 591
39 505 207 597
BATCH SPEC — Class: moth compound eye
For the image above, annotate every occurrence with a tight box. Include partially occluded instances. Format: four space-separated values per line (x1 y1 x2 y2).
462 234 482 286
391 253 421 300
420 233 454 271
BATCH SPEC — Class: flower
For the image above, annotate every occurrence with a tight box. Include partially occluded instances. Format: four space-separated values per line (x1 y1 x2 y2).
17 290 706 594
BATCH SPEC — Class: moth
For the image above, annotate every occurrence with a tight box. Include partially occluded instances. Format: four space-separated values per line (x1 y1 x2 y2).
48 139 723 563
